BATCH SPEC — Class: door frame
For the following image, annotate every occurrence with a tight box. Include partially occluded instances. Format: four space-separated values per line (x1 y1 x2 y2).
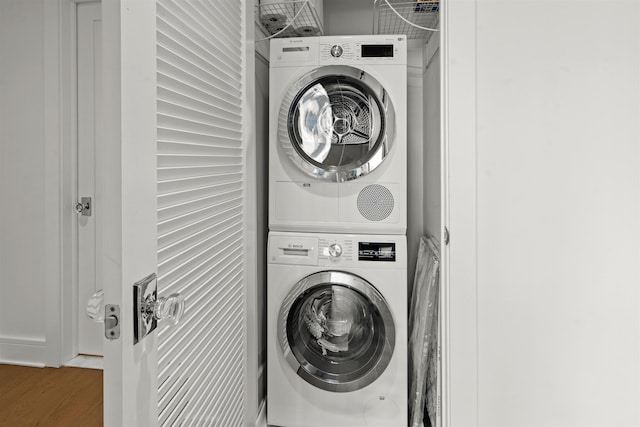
242 0 262 424
440 0 479 426
44 0 100 368
75 0 104 356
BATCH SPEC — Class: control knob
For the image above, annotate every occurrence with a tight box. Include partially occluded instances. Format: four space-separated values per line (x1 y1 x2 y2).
330 45 343 58
328 243 343 259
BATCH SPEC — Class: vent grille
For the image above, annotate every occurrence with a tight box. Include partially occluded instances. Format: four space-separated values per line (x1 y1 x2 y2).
156 0 246 425
357 184 395 221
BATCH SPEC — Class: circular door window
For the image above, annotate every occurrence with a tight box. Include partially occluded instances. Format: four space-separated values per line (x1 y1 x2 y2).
278 271 395 392
279 65 395 182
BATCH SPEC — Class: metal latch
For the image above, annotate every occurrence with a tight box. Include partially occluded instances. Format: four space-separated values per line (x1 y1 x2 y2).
444 227 450 245
104 305 120 339
75 197 92 216
86 290 120 340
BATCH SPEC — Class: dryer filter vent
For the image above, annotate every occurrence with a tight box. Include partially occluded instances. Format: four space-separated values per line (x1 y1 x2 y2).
357 184 394 221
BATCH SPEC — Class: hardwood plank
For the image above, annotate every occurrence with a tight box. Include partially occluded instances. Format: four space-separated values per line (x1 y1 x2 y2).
0 364 102 427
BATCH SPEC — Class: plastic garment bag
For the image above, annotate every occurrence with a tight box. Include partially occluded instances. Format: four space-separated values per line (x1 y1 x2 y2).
409 236 441 427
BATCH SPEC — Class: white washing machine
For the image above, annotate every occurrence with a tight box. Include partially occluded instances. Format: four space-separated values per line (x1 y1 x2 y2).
269 36 407 234
267 231 407 427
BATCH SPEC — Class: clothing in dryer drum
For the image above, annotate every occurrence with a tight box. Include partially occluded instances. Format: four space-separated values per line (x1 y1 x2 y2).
278 271 395 392
279 65 396 182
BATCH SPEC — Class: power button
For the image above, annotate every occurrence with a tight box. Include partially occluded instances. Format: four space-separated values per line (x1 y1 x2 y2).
330 45 343 58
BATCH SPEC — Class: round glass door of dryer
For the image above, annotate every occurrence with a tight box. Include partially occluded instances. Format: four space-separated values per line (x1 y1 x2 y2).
278 271 395 392
279 65 395 182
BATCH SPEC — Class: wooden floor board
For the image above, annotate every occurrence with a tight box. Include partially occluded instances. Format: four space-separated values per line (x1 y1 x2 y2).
0 364 102 427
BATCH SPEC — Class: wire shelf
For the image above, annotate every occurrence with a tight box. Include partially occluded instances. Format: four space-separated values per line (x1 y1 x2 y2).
374 0 439 40
255 1 324 39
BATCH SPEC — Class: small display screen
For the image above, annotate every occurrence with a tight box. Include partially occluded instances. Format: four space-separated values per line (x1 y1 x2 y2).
358 242 396 261
361 44 394 58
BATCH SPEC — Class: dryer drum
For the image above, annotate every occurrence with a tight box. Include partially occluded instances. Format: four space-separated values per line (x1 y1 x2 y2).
279 65 396 182
278 271 396 392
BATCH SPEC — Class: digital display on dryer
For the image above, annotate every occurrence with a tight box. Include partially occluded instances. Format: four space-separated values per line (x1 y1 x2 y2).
358 242 396 261
361 44 394 58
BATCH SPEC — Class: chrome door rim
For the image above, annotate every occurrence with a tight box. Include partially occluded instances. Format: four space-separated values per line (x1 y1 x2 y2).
278 65 395 182
278 271 396 392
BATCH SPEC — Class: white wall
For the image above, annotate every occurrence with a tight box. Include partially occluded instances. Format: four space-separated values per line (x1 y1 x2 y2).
423 34 440 239
447 1 640 425
407 40 425 282
0 0 48 366
323 0 373 36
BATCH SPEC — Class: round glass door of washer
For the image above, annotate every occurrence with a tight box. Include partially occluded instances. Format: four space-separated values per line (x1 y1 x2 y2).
278 271 395 392
279 65 396 182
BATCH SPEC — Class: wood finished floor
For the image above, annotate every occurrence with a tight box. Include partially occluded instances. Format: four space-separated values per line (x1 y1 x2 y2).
0 364 102 427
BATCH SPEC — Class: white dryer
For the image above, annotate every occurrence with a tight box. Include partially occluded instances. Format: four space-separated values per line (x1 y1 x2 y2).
267 231 407 427
269 36 407 234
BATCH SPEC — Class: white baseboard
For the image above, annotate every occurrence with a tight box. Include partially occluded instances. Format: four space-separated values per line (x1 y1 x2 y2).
255 399 267 427
0 336 45 367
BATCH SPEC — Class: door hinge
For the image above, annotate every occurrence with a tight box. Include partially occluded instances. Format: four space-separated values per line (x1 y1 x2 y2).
104 304 120 340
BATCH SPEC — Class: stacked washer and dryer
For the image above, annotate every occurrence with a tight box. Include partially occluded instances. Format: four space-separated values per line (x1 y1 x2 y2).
267 35 408 427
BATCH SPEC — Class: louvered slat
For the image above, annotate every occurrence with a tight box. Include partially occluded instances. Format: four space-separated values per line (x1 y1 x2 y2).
160 284 242 425
159 233 241 288
159 264 243 356
157 0 242 54
158 189 242 222
157 69 242 111
160 285 243 425
157 100 241 131
156 0 246 425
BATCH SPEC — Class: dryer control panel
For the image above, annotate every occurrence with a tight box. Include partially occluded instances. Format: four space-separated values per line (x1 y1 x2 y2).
319 35 407 65
270 35 407 68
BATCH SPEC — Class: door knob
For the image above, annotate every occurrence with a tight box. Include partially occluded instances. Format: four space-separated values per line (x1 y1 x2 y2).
133 273 185 344
86 289 105 322
148 293 185 326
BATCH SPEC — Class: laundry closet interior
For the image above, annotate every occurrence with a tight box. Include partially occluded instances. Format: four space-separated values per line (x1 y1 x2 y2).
2 0 638 426
254 0 442 426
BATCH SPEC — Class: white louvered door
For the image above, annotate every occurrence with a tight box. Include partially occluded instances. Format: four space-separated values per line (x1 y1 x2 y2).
156 0 247 426
100 0 249 426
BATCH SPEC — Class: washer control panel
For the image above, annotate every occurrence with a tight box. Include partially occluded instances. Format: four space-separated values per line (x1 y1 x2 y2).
270 233 406 267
